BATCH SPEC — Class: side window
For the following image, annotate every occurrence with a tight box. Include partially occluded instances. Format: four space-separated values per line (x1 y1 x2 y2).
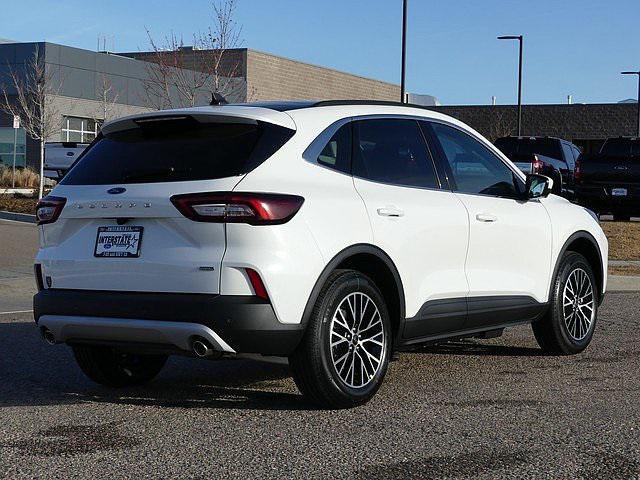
316 123 351 174
352 119 438 188
561 143 575 169
428 122 522 197
571 146 581 162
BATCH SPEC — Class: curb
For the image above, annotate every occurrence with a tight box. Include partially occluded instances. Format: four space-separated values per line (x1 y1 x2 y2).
607 275 640 292
0 211 36 224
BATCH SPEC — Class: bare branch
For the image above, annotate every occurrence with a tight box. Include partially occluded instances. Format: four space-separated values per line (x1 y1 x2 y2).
139 0 246 109
0 46 64 197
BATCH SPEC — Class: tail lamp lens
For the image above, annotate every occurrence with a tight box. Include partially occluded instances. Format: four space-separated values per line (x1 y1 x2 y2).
531 155 543 173
170 192 304 225
35 196 67 225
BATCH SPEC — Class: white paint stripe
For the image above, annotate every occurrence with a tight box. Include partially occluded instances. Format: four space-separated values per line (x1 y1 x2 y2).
0 309 33 315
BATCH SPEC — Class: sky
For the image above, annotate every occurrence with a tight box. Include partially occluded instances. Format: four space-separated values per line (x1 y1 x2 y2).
2 0 639 105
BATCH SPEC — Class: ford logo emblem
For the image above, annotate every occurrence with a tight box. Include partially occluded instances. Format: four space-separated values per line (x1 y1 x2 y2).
107 187 127 194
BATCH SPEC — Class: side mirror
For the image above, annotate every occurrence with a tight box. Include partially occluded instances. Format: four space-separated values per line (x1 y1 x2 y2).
525 174 553 199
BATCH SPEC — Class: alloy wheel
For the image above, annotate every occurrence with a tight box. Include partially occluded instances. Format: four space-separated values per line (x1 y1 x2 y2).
562 267 595 341
329 292 386 388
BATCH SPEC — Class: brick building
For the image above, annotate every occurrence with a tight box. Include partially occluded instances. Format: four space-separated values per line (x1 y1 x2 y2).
120 48 404 103
431 103 639 153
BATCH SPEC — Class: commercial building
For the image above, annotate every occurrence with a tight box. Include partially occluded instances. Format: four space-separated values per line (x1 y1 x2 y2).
1 41 426 172
431 103 639 153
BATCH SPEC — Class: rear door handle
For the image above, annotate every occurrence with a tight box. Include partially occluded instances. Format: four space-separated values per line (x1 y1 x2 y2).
475 213 497 223
377 206 404 217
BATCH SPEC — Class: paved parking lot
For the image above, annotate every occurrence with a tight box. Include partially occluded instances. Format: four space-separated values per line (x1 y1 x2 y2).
1 220 639 479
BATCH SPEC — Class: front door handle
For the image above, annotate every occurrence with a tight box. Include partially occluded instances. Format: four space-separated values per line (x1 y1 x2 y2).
377 206 404 217
475 213 497 223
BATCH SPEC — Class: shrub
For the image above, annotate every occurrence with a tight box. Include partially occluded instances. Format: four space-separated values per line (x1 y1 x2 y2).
0 166 40 189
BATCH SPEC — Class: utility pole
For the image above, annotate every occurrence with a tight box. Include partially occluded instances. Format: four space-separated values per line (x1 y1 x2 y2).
400 0 408 103
621 70 640 136
498 35 524 135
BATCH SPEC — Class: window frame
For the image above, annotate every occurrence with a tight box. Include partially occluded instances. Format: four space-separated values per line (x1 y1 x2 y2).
61 116 101 143
303 114 445 191
422 119 527 199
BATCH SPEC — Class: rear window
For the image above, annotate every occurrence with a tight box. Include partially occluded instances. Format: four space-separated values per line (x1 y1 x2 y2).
494 137 563 160
600 138 640 156
61 118 294 185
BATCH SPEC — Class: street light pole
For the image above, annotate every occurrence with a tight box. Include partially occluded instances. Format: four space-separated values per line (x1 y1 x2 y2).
621 70 640 136
498 35 524 136
400 0 408 103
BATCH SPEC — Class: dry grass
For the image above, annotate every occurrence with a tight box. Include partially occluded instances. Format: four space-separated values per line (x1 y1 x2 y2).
601 221 640 260
0 167 40 189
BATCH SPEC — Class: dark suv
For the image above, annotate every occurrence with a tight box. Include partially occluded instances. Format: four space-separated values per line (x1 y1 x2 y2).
494 136 581 198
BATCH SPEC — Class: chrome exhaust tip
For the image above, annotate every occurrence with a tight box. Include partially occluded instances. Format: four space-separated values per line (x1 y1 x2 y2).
192 338 214 357
41 327 56 345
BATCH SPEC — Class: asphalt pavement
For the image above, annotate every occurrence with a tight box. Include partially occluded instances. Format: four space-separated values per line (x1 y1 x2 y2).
1 220 639 479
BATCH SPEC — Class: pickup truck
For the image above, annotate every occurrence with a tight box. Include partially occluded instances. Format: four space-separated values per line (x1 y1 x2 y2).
574 137 640 221
494 136 580 199
43 142 89 180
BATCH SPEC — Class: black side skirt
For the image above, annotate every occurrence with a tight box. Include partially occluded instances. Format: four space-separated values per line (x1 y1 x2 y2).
399 295 548 348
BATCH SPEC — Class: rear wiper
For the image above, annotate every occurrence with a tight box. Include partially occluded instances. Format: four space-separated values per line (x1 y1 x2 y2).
122 167 180 182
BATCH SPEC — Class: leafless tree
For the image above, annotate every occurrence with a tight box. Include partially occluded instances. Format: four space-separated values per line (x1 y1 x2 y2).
487 108 517 142
0 47 63 198
141 0 245 109
94 73 121 123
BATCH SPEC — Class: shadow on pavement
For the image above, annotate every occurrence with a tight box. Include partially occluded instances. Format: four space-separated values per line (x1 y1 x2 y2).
0 321 308 411
1 321 546 411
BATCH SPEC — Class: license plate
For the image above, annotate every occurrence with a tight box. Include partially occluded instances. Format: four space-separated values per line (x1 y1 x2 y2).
94 226 143 258
612 188 628 197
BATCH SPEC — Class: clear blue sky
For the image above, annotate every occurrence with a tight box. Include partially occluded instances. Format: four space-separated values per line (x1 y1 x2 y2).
2 0 639 105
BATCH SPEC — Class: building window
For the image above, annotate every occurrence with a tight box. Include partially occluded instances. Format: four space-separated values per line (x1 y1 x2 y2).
61 116 100 143
0 127 27 168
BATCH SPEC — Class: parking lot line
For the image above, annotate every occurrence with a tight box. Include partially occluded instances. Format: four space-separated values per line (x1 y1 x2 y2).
0 309 33 316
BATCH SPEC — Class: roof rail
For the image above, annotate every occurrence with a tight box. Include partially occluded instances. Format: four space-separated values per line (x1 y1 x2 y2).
312 99 436 110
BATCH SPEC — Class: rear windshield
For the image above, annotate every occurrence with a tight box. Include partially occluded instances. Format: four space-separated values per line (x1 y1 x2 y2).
61 118 294 185
600 138 640 156
494 137 563 160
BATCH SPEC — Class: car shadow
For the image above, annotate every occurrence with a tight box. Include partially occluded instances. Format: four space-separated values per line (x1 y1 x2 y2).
0 321 310 411
406 339 545 357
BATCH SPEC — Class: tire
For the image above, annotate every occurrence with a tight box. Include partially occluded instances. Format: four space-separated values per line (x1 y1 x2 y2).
73 345 167 387
289 269 392 409
532 252 598 355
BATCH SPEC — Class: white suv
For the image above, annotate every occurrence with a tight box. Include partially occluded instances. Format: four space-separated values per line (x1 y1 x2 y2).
34 101 608 408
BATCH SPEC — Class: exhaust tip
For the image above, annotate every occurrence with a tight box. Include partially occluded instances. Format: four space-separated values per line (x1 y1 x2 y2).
41 327 56 345
192 338 213 357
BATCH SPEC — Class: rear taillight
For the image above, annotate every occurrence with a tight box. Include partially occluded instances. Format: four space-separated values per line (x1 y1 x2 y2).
574 159 582 184
531 155 543 174
170 192 304 225
35 196 66 225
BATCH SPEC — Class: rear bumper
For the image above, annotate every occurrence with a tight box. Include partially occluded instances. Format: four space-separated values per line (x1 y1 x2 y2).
575 185 640 214
34 289 305 356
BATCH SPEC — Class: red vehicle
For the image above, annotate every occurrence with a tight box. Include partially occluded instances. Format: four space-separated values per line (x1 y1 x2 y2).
494 136 580 199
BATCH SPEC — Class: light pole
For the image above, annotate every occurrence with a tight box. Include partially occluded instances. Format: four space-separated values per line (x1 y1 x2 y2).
400 0 408 103
498 35 523 136
621 70 640 136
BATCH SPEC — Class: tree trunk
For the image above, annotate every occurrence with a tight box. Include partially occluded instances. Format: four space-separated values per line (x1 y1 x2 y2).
38 139 44 199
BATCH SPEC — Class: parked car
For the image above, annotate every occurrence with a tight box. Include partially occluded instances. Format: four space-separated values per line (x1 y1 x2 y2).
494 136 580 198
574 137 640 221
33 101 608 408
43 142 90 180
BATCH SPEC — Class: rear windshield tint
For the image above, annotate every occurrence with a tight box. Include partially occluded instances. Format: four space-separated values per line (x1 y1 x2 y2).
600 138 640 156
61 118 294 185
494 137 563 160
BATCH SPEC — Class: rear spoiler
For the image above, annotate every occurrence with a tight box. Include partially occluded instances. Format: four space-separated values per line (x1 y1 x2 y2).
102 106 297 136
